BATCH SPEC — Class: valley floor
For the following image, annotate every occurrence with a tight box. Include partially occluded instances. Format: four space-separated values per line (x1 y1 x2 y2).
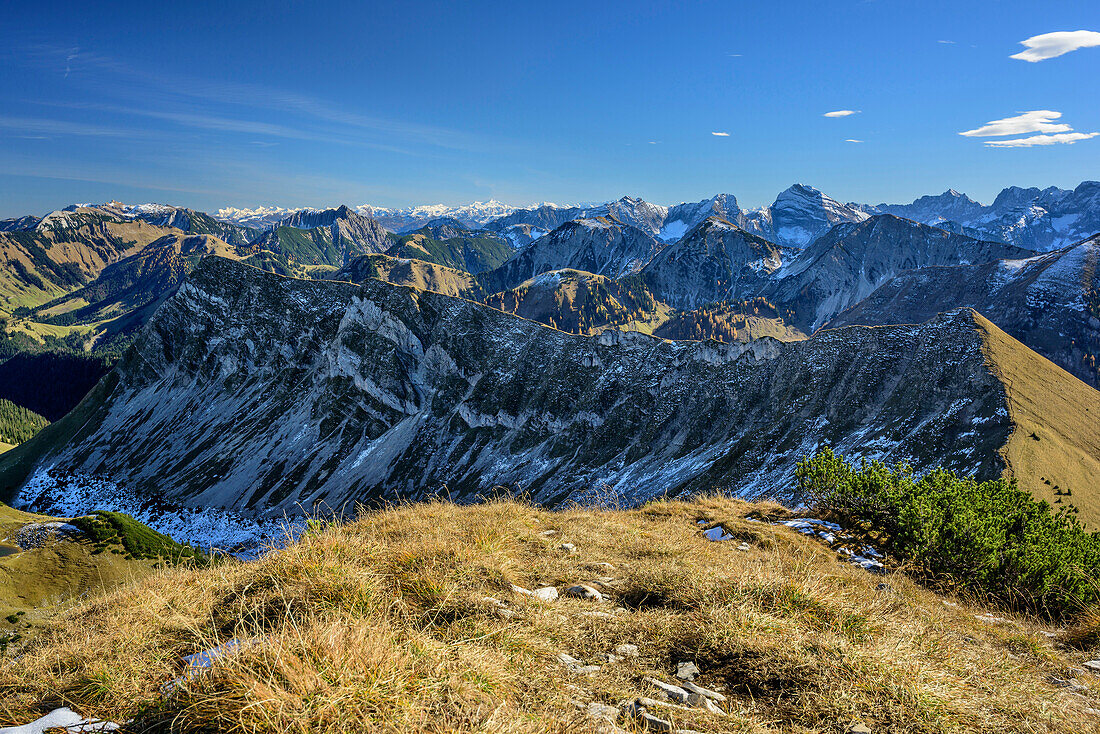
1 498 1098 733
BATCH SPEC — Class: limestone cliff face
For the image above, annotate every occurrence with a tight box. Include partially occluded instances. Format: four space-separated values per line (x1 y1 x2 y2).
14 257 1016 518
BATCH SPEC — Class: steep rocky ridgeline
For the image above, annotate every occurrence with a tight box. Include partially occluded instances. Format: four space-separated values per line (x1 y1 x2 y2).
481 217 663 292
128 205 258 248
740 184 869 248
486 195 737 243
830 234 1100 387
658 194 741 242
761 214 1034 330
872 181 1100 252
487 202 620 235
0 216 40 233
6 257 1096 528
641 216 794 310
246 205 391 275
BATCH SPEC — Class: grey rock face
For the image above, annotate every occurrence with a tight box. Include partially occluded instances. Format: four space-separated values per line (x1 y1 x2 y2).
483 217 663 291
16 258 1016 519
742 184 869 248
641 216 793 309
829 234 1100 387
870 181 1100 252
255 205 392 267
762 214 1033 330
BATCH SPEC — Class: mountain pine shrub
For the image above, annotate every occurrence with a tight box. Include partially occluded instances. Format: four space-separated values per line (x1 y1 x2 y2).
796 446 1100 617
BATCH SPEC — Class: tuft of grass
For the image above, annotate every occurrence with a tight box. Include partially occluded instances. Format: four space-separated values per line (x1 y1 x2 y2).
0 498 1097 732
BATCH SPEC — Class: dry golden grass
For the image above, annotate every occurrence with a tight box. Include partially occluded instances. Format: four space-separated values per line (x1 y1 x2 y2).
1 497 1099 733
974 312 1100 528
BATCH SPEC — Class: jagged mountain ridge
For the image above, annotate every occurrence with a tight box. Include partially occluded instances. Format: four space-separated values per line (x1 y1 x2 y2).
245 205 391 274
640 216 795 310
870 181 1100 251
829 235 1100 387
479 216 664 292
124 205 258 248
758 215 1034 330
6 257 1097 525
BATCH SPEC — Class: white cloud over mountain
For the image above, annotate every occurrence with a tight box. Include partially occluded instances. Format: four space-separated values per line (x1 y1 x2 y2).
959 110 1071 137
1010 31 1100 62
960 110 1097 148
984 132 1099 148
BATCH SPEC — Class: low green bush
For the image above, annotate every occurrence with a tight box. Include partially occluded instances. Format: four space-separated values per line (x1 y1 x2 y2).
796 447 1100 617
70 511 209 566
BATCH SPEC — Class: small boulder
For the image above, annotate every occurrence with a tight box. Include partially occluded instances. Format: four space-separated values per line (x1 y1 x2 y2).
587 702 620 723
675 661 700 681
682 680 725 702
846 724 872 734
644 676 690 704
614 643 640 657
686 692 725 714
565 584 604 602
560 542 577 554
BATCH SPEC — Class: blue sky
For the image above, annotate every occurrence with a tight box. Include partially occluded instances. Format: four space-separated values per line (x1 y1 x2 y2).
1 0 1098 217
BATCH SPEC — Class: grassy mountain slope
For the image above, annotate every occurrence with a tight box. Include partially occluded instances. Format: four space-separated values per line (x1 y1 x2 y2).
22 234 240 352
973 312 1100 522
0 500 200 632
335 254 487 300
388 229 514 274
0 208 176 317
483 270 805 343
1 497 1098 732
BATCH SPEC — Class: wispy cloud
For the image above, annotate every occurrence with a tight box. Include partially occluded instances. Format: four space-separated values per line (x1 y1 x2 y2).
845 139 864 143
937 40 956 45
17 44 496 154
63 48 78 78
711 131 730 137
984 132 1099 148
959 110 1097 148
1011 30 1100 62
959 110 1071 137
824 110 860 118
647 141 659 144
0 114 145 138
727 53 743 57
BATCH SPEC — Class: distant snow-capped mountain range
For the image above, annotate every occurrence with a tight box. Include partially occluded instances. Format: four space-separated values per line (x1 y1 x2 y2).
81 180 1100 252
214 200 546 232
